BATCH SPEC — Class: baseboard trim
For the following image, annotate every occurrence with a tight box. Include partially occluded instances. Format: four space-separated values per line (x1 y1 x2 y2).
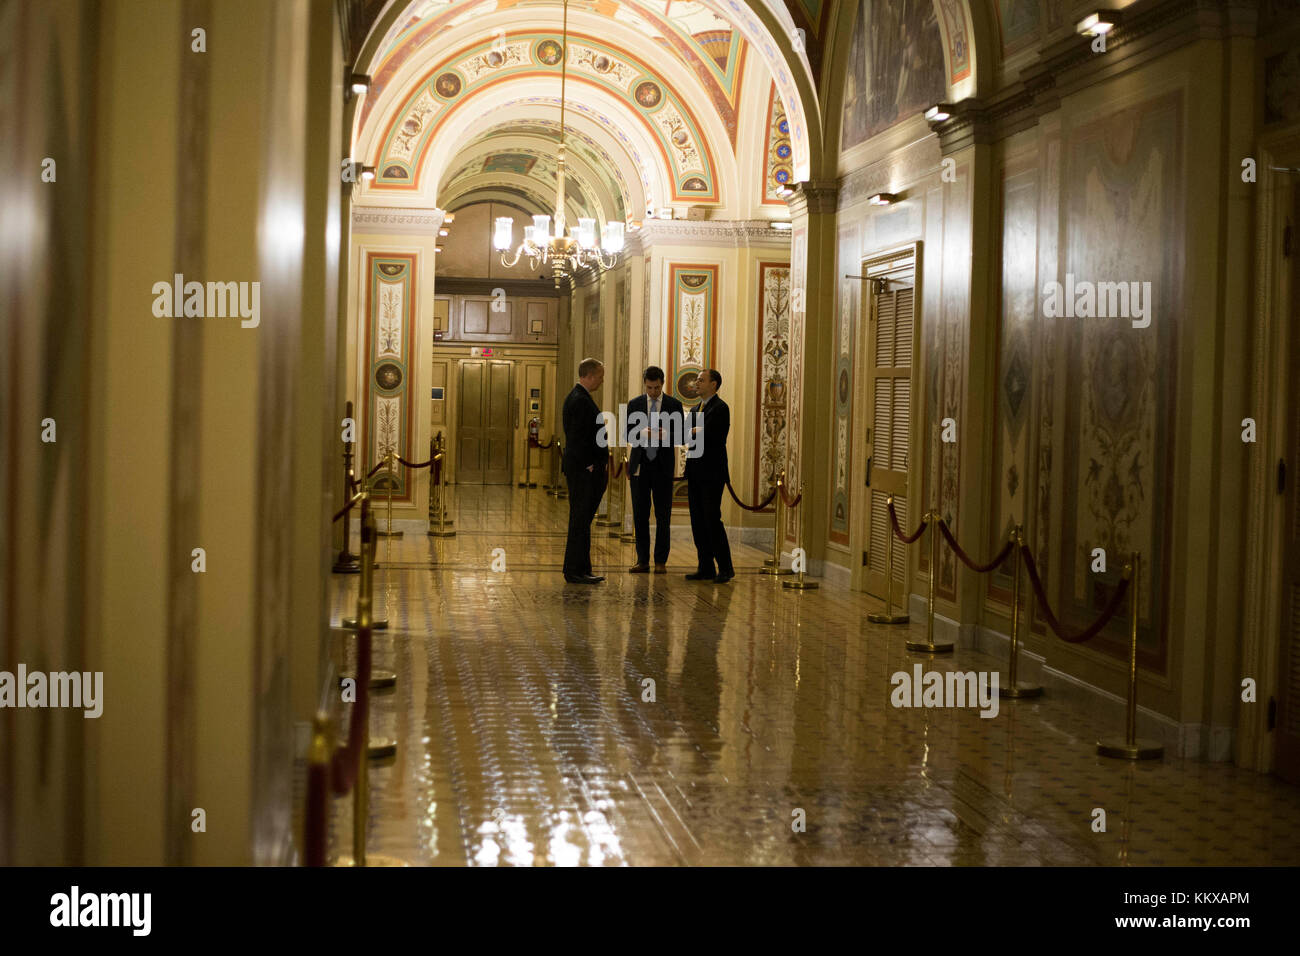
975 625 1235 761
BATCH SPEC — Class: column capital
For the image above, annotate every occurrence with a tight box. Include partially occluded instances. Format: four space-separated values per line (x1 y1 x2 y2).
786 180 839 217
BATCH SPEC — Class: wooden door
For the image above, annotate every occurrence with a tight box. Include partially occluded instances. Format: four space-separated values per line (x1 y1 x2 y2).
863 272 915 601
1277 188 1300 784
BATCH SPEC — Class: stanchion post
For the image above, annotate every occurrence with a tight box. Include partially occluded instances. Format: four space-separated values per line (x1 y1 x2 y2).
333 400 361 574
905 510 953 653
1098 552 1163 759
1001 525 1041 698
428 435 456 538
867 494 908 623
760 471 791 575
343 472 389 630
377 449 403 538
782 483 819 590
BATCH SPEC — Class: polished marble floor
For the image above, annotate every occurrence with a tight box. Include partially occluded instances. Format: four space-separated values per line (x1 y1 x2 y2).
324 485 1300 866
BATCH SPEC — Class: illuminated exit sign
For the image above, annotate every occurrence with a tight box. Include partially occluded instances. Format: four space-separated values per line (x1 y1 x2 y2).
470 347 494 357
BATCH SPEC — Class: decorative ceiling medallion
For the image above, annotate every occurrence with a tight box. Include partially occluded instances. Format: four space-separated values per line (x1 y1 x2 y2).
591 53 614 73
434 72 462 98
634 81 663 109
536 39 563 65
681 273 708 288
485 48 506 68
676 368 700 397
377 262 405 276
383 165 409 179
375 362 404 391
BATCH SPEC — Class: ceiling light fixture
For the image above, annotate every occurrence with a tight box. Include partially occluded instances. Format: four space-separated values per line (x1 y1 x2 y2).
360 165 375 182
350 74 371 97
924 104 951 123
493 0 625 288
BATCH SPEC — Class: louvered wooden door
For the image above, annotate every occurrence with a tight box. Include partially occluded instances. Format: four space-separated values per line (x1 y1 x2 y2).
864 277 914 601
1278 190 1300 784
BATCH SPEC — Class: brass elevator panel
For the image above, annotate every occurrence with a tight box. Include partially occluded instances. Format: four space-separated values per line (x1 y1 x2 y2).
457 359 513 484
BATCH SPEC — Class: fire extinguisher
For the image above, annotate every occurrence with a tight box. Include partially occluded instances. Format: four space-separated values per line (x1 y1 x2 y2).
528 416 540 447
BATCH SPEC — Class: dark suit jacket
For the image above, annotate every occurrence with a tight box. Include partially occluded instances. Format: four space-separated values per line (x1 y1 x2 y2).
625 392 684 478
562 382 609 474
684 394 729 484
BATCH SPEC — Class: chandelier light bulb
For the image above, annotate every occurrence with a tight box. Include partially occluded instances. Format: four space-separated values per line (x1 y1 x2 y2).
533 214 551 242
493 217 513 251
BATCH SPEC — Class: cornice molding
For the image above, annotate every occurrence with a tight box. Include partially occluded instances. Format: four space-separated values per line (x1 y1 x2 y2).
786 180 839 217
352 205 444 234
626 219 794 249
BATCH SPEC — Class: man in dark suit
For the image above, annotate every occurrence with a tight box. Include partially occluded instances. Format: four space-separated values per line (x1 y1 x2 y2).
624 366 684 573
561 357 609 584
684 368 734 583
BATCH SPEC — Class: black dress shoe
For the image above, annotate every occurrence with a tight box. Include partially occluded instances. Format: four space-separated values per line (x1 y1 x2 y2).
584 574 605 584
685 571 714 580
564 573 604 584
713 573 734 584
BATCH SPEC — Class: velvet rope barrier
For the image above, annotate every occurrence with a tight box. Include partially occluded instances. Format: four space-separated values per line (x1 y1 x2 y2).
534 437 555 449
778 482 803 509
365 458 386 479
1020 544 1132 644
886 497 928 544
935 518 1015 573
396 454 432 469
332 490 364 523
725 481 778 512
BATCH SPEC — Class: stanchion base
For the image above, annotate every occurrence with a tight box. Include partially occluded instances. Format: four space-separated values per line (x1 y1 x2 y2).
867 612 910 624
332 552 361 574
1097 737 1163 760
340 617 389 630
334 853 410 867
339 670 397 690
759 566 793 575
762 557 777 568
782 579 820 590
905 639 954 653
999 682 1043 699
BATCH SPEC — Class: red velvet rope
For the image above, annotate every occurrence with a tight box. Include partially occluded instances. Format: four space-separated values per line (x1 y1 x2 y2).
1020 544 1132 643
332 491 364 523
396 454 432 469
726 481 778 512
608 457 625 479
366 459 386 479
886 498 928 544
778 483 803 508
936 518 1015 573
534 437 555 449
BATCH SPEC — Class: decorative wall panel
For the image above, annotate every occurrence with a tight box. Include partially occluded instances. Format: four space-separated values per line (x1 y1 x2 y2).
784 227 807 545
754 263 790 509
667 264 719 403
1058 92 1182 673
363 253 416 502
829 228 857 544
761 84 793 205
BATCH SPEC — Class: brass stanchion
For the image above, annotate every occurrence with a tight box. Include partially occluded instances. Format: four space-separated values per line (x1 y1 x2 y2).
905 511 953 653
548 442 568 499
608 449 627 537
428 435 456 538
760 471 792 575
867 493 908 623
1097 552 1163 759
518 437 537 488
343 458 389 630
332 400 361 574
376 449 403 538
619 448 636 543
782 482 819 590
1001 525 1042 698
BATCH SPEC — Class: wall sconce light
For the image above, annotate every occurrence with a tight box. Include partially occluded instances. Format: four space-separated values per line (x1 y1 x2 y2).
1076 11 1117 36
438 228 449 237
435 245 444 253
341 159 364 184
924 104 951 123
868 193 899 206
349 74 370 97
443 213 455 224
360 165 375 182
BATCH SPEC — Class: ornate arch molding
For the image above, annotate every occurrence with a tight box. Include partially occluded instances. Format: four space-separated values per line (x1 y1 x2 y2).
366 31 722 204
353 0 823 185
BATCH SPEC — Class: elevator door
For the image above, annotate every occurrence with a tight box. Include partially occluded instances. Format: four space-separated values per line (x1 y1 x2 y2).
863 267 916 602
458 359 513 484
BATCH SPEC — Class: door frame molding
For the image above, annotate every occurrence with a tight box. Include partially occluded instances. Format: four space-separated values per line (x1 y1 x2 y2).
1240 128 1300 771
849 241 923 595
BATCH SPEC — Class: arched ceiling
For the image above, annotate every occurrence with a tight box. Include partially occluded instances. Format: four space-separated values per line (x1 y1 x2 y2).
351 0 824 215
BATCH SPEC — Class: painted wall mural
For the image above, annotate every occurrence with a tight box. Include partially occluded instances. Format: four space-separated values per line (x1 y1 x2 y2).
755 263 791 509
668 264 719 403
761 84 794 205
785 226 807 545
829 242 856 545
1057 92 1182 673
363 254 417 502
373 32 720 202
841 0 948 151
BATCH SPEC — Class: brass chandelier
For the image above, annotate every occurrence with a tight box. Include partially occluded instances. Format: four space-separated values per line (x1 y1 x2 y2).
492 0 625 287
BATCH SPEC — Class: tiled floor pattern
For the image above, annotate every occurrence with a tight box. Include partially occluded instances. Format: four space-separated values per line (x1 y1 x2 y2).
325 486 1300 865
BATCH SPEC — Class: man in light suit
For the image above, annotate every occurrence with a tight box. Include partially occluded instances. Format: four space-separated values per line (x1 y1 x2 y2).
624 366 684 573
561 358 608 584
684 369 734 583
